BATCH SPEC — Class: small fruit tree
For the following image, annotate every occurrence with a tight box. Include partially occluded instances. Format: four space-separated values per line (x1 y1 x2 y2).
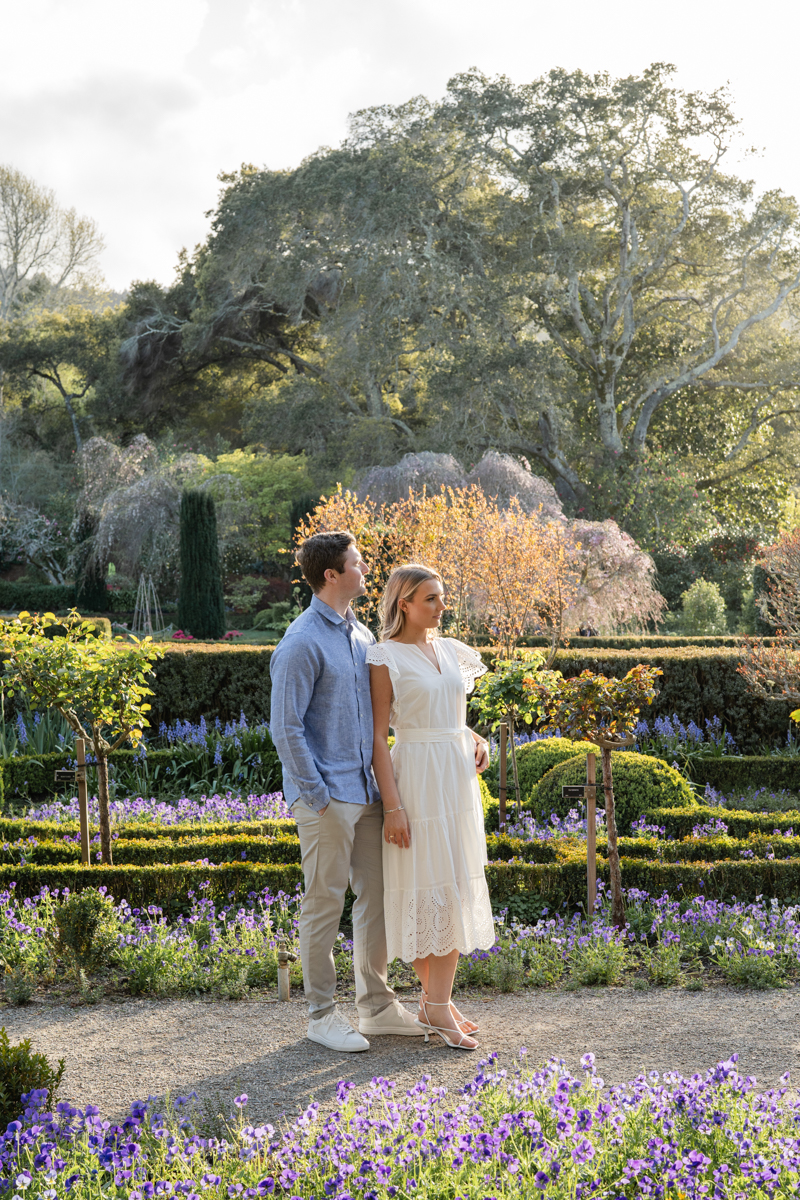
471 652 557 813
0 611 163 864
532 665 662 928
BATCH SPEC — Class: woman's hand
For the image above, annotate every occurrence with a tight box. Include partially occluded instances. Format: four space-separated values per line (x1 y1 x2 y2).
473 736 489 774
384 805 412 848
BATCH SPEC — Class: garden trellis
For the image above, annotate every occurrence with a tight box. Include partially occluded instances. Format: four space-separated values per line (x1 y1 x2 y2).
131 574 164 638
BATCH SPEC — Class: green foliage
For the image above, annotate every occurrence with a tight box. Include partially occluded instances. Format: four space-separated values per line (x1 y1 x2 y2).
0 720 282 802
471 653 548 731
0 610 164 860
568 931 630 986
252 599 300 635
516 635 774 649
0 582 75 611
532 752 697 832
678 579 729 635
145 644 275 725
690 756 800 792
613 831 800 863
0 611 162 751
0 1028 65 1130
191 451 315 564
653 534 761 621
176 490 226 639
54 888 119 969
3 640 788 757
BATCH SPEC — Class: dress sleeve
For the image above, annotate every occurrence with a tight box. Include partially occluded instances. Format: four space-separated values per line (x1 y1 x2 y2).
449 639 488 694
366 643 399 683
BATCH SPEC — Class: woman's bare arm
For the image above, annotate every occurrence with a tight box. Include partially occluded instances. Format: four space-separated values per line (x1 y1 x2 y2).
369 662 411 848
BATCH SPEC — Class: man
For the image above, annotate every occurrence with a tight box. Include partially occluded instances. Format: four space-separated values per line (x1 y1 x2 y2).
269 530 422 1052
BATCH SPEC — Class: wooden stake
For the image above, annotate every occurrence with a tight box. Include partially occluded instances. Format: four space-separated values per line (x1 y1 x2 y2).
77 738 90 867
498 722 508 834
586 751 596 917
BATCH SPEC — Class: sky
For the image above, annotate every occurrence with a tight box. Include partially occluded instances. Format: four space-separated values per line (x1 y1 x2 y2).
1 0 796 292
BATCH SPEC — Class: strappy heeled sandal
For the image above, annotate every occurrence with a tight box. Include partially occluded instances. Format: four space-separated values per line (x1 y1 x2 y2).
419 989 479 1034
414 1001 478 1051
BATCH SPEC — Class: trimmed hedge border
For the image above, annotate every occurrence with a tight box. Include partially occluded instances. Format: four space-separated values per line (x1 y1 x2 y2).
645 805 800 839
690 757 800 792
0 816 296 842
0 582 76 611
0 833 304 867
0 862 304 909
513 635 780 649
2 851 800 917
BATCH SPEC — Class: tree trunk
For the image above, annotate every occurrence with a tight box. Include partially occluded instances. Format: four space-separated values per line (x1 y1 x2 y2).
601 747 625 929
508 713 522 816
96 751 113 865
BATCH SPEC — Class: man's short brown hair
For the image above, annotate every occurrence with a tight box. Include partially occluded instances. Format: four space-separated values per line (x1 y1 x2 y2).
296 531 357 592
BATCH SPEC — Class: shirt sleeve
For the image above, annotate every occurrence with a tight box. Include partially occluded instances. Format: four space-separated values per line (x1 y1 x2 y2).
449 639 489 694
269 637 331 811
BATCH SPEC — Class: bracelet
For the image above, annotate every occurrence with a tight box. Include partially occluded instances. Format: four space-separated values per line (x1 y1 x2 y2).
383 804 405 814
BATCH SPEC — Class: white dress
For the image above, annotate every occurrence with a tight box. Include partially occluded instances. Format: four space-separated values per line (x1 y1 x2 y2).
366 637 496 963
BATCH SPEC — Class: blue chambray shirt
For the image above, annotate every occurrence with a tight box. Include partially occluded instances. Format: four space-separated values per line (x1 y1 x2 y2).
269 594 380 811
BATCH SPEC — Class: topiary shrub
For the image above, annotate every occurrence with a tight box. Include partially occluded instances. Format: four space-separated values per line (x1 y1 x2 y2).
176 490 226 639
531 751 697 833
54 888 120 970
514 738 599 801
0 1028 65 1130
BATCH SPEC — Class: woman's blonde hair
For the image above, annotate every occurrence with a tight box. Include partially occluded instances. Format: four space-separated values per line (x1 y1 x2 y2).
379 564 443 641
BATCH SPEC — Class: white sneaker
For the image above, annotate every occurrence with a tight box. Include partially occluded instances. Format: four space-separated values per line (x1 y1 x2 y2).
358 1000 425 1036
307 1009 370 1052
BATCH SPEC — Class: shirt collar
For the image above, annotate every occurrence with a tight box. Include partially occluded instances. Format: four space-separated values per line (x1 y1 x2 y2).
310 594 357 627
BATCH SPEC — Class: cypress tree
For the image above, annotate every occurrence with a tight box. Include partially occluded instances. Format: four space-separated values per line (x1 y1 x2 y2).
176 490 226 638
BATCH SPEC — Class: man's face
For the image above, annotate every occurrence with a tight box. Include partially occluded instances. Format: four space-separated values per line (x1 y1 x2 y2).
336 544 369 599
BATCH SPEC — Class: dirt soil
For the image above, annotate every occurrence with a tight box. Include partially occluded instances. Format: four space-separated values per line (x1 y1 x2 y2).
4 986 799 1127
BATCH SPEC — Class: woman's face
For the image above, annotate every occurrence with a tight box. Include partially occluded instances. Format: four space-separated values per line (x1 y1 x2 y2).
401 578 446 631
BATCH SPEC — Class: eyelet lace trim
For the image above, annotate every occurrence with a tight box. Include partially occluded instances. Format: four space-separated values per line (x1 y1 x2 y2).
365 644 399 681
385 877 496 961
451 640 488 694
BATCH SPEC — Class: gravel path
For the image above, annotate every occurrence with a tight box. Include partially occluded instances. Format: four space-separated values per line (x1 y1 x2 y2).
4 987 800 1125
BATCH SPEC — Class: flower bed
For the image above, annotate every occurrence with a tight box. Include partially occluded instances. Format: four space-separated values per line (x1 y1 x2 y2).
3 1051 800 1197
6 878 800 1005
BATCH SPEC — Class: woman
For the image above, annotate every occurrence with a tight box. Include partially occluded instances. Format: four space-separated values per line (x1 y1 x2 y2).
367 564 495 1051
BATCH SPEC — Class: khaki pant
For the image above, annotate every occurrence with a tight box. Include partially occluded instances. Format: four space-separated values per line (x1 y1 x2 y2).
292 797 395 1019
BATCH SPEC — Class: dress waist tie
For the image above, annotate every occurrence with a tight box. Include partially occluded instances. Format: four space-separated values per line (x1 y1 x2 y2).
393 727 470 744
